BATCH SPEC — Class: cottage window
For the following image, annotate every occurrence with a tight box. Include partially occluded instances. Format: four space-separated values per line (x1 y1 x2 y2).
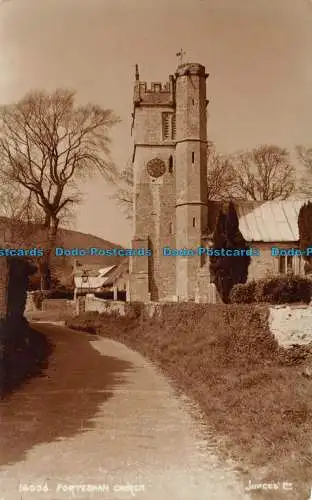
287 255 293 273
278 255 294 274
299 255 302 274
278 256 285 274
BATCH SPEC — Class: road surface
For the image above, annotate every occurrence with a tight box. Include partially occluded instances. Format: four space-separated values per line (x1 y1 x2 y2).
0 322 251 500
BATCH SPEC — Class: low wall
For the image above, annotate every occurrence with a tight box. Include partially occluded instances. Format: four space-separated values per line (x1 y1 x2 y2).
0 257 52 397
25 291 39 314
42 298 75 315
83 294 211 319
85 294 127 316
269 304 312 347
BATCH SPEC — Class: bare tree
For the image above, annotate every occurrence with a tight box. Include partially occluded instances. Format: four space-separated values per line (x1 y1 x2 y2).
0 89 119 288
114 158 133 220
206 142 237 200
296 145 312 197
232 144 295 201
0 177 46 241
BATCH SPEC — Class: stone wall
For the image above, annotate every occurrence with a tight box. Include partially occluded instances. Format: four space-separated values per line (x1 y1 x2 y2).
7 258 36 318
0 257 36 321
131 143 177 302
269 304 312 347
0 257 9 319
25 291 39 314
0 257 48 397
85 294 127 316
248 243 303 281
42 298 75 316
82 293 207 319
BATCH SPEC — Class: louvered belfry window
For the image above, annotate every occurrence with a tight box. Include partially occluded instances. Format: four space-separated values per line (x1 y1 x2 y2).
171 114 176 139
162 112 170 140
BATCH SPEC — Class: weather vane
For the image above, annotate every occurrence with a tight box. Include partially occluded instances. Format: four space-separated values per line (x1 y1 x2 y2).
176 49 186 66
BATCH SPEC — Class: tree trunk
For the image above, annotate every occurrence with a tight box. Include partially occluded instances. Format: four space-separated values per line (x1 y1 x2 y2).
40 216 59 291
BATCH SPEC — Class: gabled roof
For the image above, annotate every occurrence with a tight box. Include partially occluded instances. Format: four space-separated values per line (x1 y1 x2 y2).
102 260 129 286
237 200 311 242
74 275 106 289
207 199 312 243
74 260 128 289
73 264 116 278
98 265 116 276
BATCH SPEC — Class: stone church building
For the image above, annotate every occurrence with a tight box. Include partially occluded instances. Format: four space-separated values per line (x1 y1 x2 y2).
129 61 310 303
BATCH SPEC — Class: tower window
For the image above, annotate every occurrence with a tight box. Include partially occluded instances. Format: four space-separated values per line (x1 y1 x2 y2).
168 155 173 173
192 98 195 105
162 112 170 140
171 114 176 139
192 217 196 227
169 222 173 234
192 152 195 163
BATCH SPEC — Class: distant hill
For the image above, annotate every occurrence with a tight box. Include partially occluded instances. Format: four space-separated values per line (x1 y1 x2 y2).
51 228 127 284
55 227 126 265
0 218 127 285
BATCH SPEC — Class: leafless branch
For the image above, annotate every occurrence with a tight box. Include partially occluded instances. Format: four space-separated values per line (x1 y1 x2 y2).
296 145 312 197
0 88 120 288
232 144 295 201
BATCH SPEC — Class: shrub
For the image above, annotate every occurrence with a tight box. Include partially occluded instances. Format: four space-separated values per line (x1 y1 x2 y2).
48 289 74 299
256 275 312 304
230 275 312 304
210 202 250 303
298 201 312 275
230 280 257 303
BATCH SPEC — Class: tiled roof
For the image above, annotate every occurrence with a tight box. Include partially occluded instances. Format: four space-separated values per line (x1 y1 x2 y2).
74 264 117 278
102 260 129 286
237 199 311 242
74 275 106 289
74 261 128 289
73 263 103 277
206 199 312 243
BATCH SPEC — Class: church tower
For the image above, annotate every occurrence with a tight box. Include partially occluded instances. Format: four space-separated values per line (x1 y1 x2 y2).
129 62 209 302
175 63 209 300
130 65 177 301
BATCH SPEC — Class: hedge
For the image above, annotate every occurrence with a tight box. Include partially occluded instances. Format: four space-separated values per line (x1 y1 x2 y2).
230 274 312 304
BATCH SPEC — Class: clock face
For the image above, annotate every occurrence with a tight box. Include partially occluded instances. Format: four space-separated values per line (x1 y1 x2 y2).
146 158 166 178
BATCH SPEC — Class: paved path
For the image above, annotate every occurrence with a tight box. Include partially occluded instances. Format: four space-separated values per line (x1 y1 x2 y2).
0 323 251 500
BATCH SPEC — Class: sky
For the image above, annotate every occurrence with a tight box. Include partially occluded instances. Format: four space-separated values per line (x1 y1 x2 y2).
0 0 312 245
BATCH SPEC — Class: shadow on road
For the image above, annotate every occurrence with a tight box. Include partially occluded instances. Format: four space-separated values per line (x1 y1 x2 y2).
0 320 53 399
0 323 133 467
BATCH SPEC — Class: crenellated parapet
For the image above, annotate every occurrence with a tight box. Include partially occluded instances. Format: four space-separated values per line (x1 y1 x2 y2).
133 75 175 107
175 62 209 79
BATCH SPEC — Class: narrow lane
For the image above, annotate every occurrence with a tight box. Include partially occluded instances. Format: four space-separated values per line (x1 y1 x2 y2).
0 323 251 499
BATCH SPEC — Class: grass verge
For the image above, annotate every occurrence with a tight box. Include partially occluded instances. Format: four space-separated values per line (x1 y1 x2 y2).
66 303 312 498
